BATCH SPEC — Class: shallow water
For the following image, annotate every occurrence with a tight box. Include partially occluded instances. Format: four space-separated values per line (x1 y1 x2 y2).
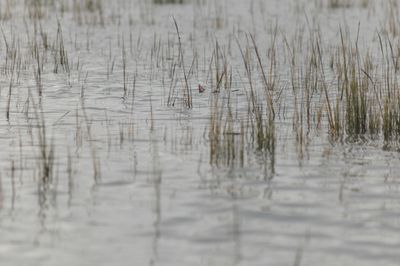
0 0 399 265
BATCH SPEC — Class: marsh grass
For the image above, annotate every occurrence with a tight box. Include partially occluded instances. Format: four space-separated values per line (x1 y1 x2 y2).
29 90 55 184
166 17 192 108
328 0 352 8
153 0 184 4
208 36 275 169
1 0 400 208
0 0 12 21
53 21 69 73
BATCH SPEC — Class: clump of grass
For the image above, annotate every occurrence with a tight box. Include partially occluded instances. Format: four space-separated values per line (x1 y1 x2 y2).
208 37 275 169
81 101 101 183
32 39 43 96
309 27 380 142
208 90 275 170
29 91 55 183
328 0 352 9
209 91 245 167
53 21 69 73
381 95 400 147
153 0 184 4
72 0 104 26
122 38 128 98
238 38 275 154
167 17 192 108
5 43 17 121
0 0 12 21
27 0 46 20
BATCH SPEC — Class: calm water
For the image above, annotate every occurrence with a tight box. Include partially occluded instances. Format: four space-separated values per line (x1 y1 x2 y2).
0 0 399 265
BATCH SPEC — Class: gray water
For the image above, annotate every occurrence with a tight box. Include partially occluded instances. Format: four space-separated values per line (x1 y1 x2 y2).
0 0 399 265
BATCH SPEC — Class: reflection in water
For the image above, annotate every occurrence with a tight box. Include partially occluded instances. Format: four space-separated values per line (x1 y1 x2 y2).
0 174 3 211
10 160 16 211
150 131 162 266
231 200 241 266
